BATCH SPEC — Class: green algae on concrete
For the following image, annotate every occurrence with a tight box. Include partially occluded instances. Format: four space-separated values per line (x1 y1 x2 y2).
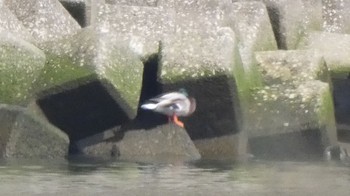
248 81 336 140
227 1 278 88
309 81 338 145
248 49 338 158
0 32 46 105
36 28 143 117
247 81 337 159
35 55 92 92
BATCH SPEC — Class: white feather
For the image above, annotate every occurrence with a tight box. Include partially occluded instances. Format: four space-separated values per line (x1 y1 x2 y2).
141 103 157 110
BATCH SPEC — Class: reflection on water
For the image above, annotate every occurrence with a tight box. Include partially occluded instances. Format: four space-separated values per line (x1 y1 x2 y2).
0 158 350 196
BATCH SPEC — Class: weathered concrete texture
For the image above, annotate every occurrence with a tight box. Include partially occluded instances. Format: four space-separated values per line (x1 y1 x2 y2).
78 124 201 162
0 3 35 42
0 104 69 159
193 133 247 160
36 28 144 119
255 50 330 86
262 0 305 49
158 0 229 34
302 0 323 32
249 81 335 137
248 50 338 160
225 1 277 86
248 81 337 160
323 0 350 34
159 27 248 158
106 0 158 7
93 4 175 60
160 28 244 84
4 0 80 43
0 32 46 105
298 31 350 74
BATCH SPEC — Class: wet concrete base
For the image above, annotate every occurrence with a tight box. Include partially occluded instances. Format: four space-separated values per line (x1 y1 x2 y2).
249 129 326 161
193 132 248 160
76 124 201 163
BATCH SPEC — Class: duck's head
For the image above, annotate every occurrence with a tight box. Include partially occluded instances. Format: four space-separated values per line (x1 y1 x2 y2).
179 88 196 116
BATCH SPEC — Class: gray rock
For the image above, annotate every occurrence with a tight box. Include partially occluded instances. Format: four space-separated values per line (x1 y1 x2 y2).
78 124 201 162
0 31 46 105
159 27 249 158
0 104 69 159
0 3 35 42
4 0 80 43
298 31 350 74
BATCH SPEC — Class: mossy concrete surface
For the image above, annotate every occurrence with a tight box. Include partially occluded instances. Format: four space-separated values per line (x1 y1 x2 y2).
36 28 144 118
226 1 277 87
0 104 69 159
248 50 337 159
0 32 46 105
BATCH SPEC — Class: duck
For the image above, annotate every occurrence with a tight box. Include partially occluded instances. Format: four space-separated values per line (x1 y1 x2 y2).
140 89 196 128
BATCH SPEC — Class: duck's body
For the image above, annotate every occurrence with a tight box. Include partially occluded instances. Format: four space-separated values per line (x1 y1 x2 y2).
140 90 196 128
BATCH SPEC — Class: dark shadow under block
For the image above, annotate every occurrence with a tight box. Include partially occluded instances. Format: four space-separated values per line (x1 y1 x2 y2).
162 75 242 140
37 80 129 142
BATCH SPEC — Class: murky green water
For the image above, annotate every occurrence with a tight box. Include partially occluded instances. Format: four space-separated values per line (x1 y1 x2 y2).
0 158 349 196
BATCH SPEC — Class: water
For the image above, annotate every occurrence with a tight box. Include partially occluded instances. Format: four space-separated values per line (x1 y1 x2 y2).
0 158 349 196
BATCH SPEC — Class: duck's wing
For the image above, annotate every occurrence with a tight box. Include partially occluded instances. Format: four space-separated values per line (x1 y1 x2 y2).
141 92 187 114
140 94 177 110
149 92 187 103
158 99 183 110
